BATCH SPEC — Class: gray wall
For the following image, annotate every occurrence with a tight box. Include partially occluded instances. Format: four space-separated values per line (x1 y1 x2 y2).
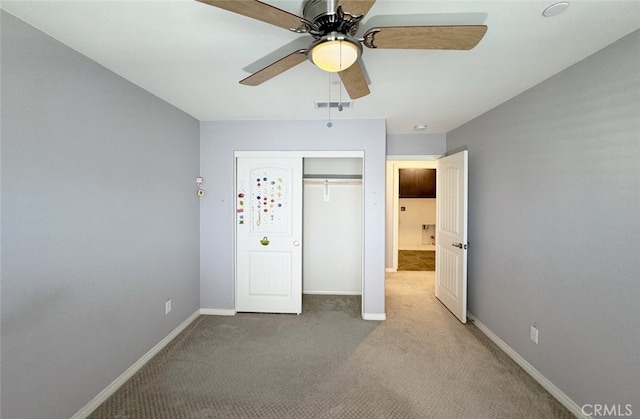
1 12 200 419
386 133 446 156
447 30 640 410
200 119 386 316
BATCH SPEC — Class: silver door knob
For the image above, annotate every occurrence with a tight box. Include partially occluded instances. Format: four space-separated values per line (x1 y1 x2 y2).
452 242 463 249
293 241 300 246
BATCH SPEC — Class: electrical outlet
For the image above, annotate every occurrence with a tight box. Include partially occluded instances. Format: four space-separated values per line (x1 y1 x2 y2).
165 299 172 314
530 325 539 344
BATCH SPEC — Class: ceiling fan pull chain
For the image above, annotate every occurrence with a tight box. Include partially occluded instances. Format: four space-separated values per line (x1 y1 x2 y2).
338 74 343 111
327 72 333 127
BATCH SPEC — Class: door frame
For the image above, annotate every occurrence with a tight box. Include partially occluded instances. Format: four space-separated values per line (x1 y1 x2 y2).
234 150 365 316
386 156 442 272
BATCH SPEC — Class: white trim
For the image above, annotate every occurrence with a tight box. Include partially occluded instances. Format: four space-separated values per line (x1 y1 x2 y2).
200 308 237 316
468 313 589 419
385 268 397 273
362 313 386 321
303 290 362 295
386 154 442 161
71 310 201 419
235 150 364 158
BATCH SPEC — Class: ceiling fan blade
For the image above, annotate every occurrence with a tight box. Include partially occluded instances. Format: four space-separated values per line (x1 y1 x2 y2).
364 25 487 50
242 37 310 74
240 50 308 86
196 0 304 31
339 61 370 99
338 0 376 17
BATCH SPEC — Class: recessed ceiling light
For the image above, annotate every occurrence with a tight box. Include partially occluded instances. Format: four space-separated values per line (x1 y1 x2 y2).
543 2 569 17
414 124 427 131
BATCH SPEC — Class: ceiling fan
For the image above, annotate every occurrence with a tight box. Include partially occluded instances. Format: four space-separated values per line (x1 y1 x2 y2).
196 0 487 99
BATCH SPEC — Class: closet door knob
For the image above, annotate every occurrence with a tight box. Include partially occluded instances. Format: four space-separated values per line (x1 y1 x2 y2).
293 241 300 246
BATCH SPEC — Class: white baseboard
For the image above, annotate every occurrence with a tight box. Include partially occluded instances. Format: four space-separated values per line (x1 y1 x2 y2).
200 308 236 316
468 313 588 419
362 313 386 321
71 310 201 419
303 290 362 295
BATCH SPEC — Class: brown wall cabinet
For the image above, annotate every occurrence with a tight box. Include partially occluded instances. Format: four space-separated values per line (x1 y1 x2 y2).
399 168 436 198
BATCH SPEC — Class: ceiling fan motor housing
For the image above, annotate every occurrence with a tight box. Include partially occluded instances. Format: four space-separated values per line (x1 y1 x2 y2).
303 0 337 22
302 0 362 37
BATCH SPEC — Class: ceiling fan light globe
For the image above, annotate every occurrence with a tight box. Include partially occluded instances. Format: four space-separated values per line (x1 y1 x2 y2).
310 39 359 72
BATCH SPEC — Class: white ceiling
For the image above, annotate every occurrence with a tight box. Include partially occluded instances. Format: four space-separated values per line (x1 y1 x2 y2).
3 1 640 134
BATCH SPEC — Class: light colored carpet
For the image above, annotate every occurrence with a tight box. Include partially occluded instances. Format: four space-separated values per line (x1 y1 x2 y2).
90 272 574 418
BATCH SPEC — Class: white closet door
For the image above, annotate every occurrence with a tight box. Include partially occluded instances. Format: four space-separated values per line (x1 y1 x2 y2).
236 157 302 314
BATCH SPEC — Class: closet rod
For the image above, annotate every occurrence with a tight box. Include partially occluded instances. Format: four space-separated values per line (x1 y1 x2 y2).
303 179 362 185
303 174 362 180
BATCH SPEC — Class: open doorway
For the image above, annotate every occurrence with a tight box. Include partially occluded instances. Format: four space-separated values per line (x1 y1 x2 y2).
397 167 436 271
385 153 469 323
386 160 438 272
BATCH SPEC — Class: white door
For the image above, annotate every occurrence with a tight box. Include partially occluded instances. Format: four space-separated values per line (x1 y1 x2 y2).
435 151 468 323
236 157 302 314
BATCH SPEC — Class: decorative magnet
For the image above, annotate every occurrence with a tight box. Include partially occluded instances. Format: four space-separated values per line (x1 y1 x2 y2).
260 236 270 246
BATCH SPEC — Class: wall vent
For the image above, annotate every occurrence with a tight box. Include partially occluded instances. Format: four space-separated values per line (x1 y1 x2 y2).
314 101 354 109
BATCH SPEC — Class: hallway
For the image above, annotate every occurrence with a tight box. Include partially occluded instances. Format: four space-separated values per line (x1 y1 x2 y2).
384 270 573 418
